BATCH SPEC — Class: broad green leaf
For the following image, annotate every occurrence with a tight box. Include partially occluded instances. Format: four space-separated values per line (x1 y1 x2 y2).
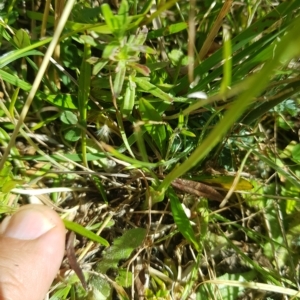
60 111 78 125
92 59 109 75
64 128 81 142
168 49 186 66
290 144 300 162
13 29 31 48
168 188 199 251
2 180 20 193
47 94 79 109
90 277 111 299
280 141 299 160
90 228 145 298
116 269 133 288
0 162 12 178
96 228 146 274
63 219 109 247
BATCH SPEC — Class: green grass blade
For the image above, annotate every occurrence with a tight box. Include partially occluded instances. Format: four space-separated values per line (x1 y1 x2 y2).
169 188 200 251
78 42 91 167
220 26 232 95
158 15 300 196
63 219 109 247
174 0 300 94
139 98 167 156
0 50 43 69
101 3 116 33
121 75 136 117
134 77 173 102
115 110 135 157
113 60 126 97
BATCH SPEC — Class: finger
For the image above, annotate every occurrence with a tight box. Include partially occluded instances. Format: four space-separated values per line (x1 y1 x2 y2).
0 204 66 300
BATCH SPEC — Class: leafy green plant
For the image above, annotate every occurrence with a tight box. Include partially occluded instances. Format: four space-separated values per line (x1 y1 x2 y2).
1 0 300 299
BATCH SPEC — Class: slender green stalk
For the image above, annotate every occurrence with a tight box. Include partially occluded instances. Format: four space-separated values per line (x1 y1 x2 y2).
78 42 91 167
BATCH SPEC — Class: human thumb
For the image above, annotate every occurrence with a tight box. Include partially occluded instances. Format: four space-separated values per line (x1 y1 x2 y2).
0 204 66 300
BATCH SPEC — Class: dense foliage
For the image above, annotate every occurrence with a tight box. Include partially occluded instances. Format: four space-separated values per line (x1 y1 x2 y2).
0 0 300 299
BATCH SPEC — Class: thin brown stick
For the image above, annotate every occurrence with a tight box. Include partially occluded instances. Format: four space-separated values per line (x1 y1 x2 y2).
171 178 223 201
66 231 88 290
197 0 233 63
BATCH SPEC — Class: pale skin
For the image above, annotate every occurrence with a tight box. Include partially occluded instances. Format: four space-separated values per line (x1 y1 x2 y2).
0 204 66 300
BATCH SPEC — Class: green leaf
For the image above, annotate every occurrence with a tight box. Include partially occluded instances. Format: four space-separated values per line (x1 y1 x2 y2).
101 142 158 168
113 60 126 97
13 29 31 48
168 49 186 66
63 219 109 247
147 22 188 39
64 128 81 142
0 50 43 69
96 228 146 274
101 1 129 39
193 175 254 191
134 77 173 102
180 129 196 137
118 0 129 17
116 269 133 288
60 111 78 125
78 42 92 166
127 62 151 76
102 41 120 59
220 26 232 95
100 4 116 33
121 76 135 117
168 188 200 251
19 152 107 162
47 94 79 109
139 98 167 155
2 180 19 193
